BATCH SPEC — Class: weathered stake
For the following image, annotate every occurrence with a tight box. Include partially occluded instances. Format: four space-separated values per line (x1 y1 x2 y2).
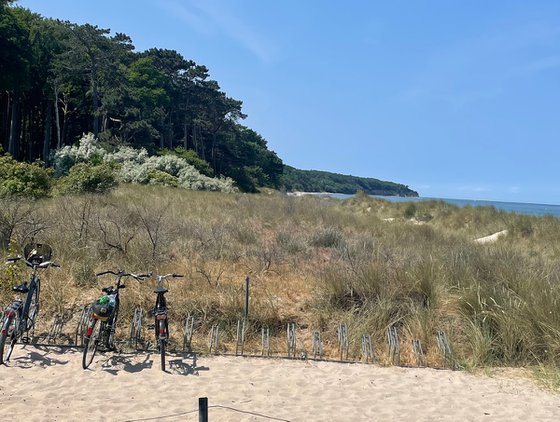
244 275 250 320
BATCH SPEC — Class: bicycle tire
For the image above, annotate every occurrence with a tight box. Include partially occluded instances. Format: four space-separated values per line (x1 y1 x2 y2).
160 338 166 371
0 316 16 364
107 303 119 351
130 306 142 349
158 319 168 371
82 318 101 369
27 282 40 335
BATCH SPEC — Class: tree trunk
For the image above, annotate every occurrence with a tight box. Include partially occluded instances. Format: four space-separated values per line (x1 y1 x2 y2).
2 92 10 150
102 112 108 132
25 106 33 162
43 100 52 161
8 95 19 157
91 57 99 137
54 85 61 149
192 125 197 154
211 132 217 173
61 92 69 147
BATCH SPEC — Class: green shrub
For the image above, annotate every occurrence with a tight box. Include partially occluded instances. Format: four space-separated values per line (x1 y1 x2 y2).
0 154 52 198
159 147 213 177
404 203 417 218
56 163 117 194
309 227 344 248
146 169 179 187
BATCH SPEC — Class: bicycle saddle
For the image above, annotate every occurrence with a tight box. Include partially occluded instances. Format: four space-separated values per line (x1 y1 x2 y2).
13 282 29 293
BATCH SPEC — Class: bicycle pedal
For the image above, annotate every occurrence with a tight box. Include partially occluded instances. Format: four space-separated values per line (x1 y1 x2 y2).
21 336 31 344
147 324 155 330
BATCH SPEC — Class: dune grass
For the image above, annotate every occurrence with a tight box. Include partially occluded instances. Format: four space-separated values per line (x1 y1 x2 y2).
2 185 560 382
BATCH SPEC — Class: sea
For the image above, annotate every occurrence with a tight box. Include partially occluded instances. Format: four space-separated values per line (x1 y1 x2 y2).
329 194 560 218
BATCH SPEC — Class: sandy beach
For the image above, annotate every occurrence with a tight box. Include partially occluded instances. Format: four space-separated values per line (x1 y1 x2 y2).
1 344 559 421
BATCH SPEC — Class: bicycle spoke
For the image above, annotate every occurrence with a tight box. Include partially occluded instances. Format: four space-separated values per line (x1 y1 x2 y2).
0 316 17 364
82 319 102 369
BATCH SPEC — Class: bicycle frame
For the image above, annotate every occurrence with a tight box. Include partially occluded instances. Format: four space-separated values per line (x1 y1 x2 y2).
1 245 58 364
86 272 126 348
146 273 182 371
4 261 52 338
154 287 169 341
17 271 40 335
82 270 149 369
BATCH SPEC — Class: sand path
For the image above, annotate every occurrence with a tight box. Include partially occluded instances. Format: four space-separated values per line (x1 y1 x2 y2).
1 345 559 421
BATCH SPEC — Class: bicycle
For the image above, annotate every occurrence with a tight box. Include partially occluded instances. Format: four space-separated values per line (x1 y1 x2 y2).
81 270 148 369
0 243 60 365
144 272 183 371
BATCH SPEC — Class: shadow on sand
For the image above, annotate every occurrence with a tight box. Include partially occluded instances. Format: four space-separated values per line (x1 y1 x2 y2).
11 344 71 368
97 350 209 376
167 351 209 375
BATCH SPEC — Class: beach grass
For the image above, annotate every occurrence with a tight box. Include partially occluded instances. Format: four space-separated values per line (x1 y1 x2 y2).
2 185 560 380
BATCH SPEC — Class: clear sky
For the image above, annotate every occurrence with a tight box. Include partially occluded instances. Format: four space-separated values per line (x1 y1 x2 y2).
17 0 560 204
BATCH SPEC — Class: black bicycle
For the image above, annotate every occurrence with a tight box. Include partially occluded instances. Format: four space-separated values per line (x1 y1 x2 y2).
146 273 183 371
0 243 59 364
81 270 148 369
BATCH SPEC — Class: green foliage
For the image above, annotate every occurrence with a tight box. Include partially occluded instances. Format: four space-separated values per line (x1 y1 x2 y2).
0 5 411 198
0 154 52 198
404 203 417 218
281 165 418 196
219 127 284 191
159 147 213 177
0 5 32 92
56 162 116 194
127 57 170 109
146 169 179 187
0 239 22 289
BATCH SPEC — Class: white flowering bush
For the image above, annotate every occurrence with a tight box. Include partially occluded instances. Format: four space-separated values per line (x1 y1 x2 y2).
104 145 149 164
52 133 107 176
178 167 236 192
52 133 237 193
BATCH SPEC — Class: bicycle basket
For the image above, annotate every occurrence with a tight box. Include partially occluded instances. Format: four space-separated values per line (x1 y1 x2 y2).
91 296 114 321
23 243 52 264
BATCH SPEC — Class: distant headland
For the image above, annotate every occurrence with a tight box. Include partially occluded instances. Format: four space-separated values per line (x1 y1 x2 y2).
281 165 419 197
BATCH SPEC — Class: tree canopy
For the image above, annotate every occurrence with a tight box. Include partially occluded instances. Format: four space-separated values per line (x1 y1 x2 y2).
1 3 416 196
0 5 282 192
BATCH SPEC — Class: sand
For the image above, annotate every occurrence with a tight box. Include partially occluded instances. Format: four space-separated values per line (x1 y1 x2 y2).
1 345 559 421
474 230 509 244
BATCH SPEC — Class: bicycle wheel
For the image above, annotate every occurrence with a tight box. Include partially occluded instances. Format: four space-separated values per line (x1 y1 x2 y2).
82 318 102 369
27 282 40 335
158 319 168 371
107 304 119 351
160 338 166 371
0 316 16 364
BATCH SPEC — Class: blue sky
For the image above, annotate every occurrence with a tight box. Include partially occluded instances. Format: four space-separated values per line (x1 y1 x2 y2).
18 0 560 204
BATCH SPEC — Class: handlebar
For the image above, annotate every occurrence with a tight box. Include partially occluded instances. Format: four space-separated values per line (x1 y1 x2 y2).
156 273 184 281
96 270 149 281
6 256 60 269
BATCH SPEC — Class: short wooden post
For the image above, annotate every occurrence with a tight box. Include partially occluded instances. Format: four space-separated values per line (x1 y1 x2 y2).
199 397 208 422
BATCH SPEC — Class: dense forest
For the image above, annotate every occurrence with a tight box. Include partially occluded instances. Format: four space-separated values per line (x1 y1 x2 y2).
281 166 418 196
0 1 415 196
